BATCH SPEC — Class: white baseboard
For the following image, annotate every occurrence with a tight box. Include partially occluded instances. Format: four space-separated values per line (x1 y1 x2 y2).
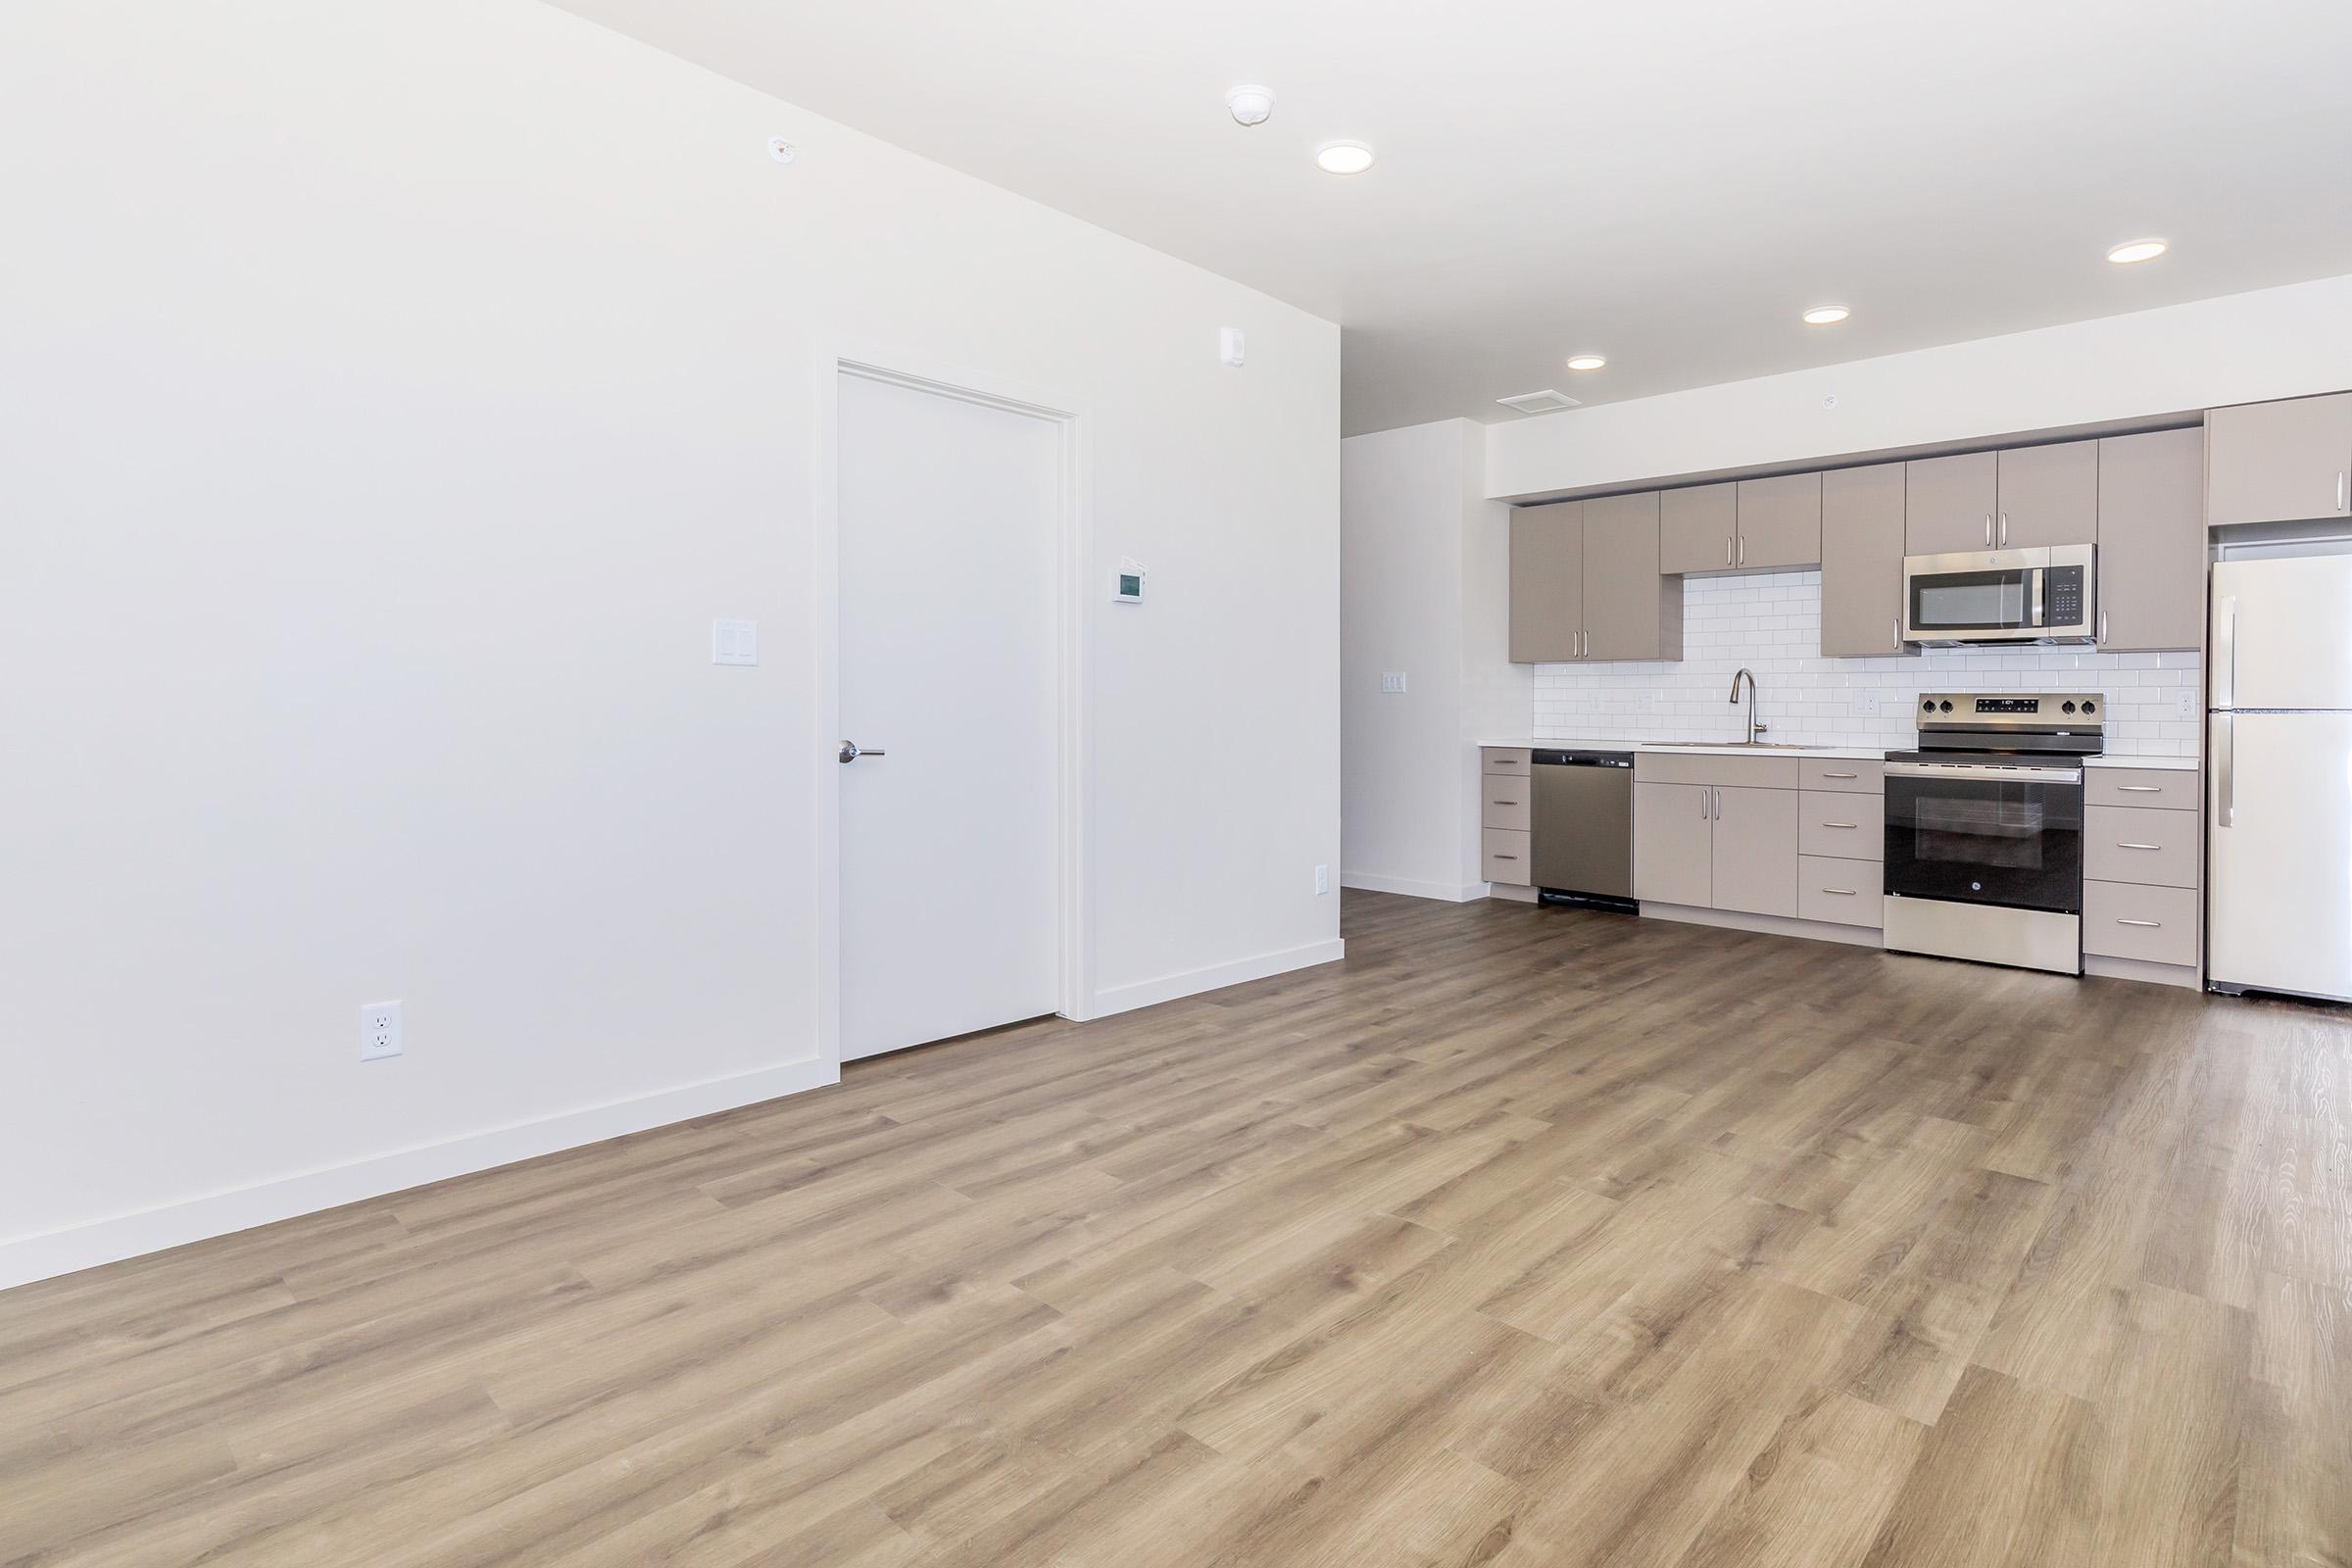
1340 871 1488 903
1091 937 1346 1018
0 1056 838 1293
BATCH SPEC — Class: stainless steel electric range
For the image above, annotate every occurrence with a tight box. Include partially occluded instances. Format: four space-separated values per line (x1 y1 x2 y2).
1882 692 2103 975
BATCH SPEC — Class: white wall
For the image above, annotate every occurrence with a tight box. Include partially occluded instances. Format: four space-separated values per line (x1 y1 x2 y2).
1341 420 1526 900
0 0 1340 1286
1487 273 2352 500
1533 572 2199 757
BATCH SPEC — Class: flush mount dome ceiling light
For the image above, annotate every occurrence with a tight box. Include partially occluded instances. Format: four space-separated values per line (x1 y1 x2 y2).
1225 84 1275 126
1565 354 1607 371
1315 140 1375 174
2106 238 2169 265
1801 305 1851 325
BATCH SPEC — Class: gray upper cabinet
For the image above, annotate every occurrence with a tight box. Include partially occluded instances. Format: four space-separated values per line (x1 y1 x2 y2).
1905 451 1999 555
1734 472 1823 570
1820 464 1907 657
1660 483 1737 575
1996 440 2099 549
1582 491 1683 662
1508 500 1583 662
2096 428 2205 652
2206 393 2352 526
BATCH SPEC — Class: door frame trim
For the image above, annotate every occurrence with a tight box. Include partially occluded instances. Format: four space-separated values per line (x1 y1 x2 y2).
814 350 1095 1067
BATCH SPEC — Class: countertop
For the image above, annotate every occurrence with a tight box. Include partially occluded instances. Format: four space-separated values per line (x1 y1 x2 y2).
1482 739 2199 768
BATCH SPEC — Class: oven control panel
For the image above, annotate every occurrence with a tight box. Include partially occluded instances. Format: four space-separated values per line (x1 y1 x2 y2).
1917 693 2104 730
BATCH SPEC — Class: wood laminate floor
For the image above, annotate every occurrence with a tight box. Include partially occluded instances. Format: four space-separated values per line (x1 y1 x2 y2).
5 892 2348 1567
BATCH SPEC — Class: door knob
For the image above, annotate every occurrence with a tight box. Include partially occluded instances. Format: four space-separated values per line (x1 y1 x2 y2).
839 741 887 762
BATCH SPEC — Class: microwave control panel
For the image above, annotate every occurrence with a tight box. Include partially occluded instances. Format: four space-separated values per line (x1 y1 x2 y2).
2044 565 2085 625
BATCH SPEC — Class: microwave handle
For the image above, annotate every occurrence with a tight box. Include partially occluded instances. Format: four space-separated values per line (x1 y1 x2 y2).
2029 567 2044 629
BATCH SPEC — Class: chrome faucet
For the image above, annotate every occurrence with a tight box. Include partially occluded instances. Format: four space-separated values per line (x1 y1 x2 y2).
1729 667 1767 743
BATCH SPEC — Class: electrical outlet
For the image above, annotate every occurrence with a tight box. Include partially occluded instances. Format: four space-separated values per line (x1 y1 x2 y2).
1314 864 1331 896
1380 671 1407 694
2176 687 2196 717
1634 692 1654 715
360 1001 403 1062
1854 689 1881 717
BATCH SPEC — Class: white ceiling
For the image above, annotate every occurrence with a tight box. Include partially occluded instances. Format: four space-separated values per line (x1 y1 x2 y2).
547 0 2352 436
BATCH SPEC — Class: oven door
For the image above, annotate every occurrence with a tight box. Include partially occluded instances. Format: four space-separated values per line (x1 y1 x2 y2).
1884 762 2084 914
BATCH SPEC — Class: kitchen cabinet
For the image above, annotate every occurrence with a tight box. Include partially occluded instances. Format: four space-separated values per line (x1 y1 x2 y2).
1709 785 1799 917
1582 492 1682 661
1819 464 1907 657
1511 494 1681 662
1508 500 1583 662
2095 428 2204 652
1633 782 1712 906
1994 440 2098 549
1734 472 1823 569
1904 451 1999 555
1660 483 1738 575
2206 392 2352 527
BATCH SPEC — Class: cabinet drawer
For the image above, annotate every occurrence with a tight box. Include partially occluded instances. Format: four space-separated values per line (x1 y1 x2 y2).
1633 752 1801 789
1799 759 1883 794
1798 856 1882 927
2083 881 2198 965
1480 779 1533 831
1483 748 1532 778
2085 767 2197 810
2083 806 2197 889
1483 829 1533 886
1799 790 1884 859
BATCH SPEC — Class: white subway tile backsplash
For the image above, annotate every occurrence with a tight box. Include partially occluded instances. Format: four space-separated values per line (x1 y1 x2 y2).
1531 569 2199 757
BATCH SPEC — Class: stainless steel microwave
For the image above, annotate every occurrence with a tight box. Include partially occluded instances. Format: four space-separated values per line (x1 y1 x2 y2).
1901 545 2095 646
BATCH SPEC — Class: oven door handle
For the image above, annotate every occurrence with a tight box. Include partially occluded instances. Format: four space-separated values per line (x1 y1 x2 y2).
1885 761 2082 784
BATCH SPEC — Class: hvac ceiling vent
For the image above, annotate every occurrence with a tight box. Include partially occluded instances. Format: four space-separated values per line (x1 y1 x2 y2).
1495 389 1582 416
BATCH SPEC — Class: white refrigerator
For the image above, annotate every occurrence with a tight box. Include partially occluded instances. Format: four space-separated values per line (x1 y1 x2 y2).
2208 553 2352 1002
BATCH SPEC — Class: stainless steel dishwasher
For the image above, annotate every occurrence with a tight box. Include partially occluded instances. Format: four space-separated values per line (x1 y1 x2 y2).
1531 748 1638 911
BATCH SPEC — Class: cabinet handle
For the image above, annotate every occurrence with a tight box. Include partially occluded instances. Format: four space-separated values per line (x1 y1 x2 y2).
1824 821 1858 830
1823 770 1859 779
1699 790 1709 820
2117 784 2162 793
1999 513 2009 546
1494 854 1518 860
1891 613 1902 651
2117 841 2161 851
1725 535 1734 567
1713 788 1722 819
1822 887 1857 897
1493 799 1519 807
1984 514 1993 548
2117 918 2162 928
1738 535 1745 566
2097 609 2107 643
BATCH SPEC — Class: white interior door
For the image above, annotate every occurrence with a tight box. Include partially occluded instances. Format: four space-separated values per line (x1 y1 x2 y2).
837 369 1061 1060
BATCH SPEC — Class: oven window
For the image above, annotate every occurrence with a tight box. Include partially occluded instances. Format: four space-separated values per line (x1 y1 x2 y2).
1911 569 2030 631
1885 775 2082 913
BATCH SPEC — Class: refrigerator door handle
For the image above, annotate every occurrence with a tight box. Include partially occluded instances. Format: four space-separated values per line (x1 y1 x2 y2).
2214 713 2233 829
2213 595 2236 710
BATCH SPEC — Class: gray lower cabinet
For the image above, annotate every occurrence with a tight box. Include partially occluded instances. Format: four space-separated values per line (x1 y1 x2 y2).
1905 451 1999 555
1660 482 1737 575
1820 463 1906 657
1508 500 1583 662
2096 428 2204 652
1994 440 2098 549
2206 392 2352 527
1709 785 1798 917
1734 472 1822 570
1633 782 1712 906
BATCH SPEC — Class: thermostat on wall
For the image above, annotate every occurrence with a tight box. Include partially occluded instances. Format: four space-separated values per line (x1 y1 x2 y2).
1110 558 1147 603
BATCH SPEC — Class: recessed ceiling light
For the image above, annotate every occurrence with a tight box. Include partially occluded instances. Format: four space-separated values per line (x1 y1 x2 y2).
1315 141 1375 175
1801 305 1850 326
2106 238 2168 265
1565 354 1607 371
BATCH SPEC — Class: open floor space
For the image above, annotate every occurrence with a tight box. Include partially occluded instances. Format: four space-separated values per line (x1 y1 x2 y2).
6 893 2346 1566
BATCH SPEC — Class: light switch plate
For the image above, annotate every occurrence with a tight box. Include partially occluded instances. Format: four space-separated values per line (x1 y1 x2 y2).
711 618 759 665
2176 687 2196 717
1854 688 1881 717
1381 671 1407 694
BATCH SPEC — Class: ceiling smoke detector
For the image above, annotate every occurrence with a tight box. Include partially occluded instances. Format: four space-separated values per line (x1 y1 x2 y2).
1496 389 1582 416
1225 85 1275 126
